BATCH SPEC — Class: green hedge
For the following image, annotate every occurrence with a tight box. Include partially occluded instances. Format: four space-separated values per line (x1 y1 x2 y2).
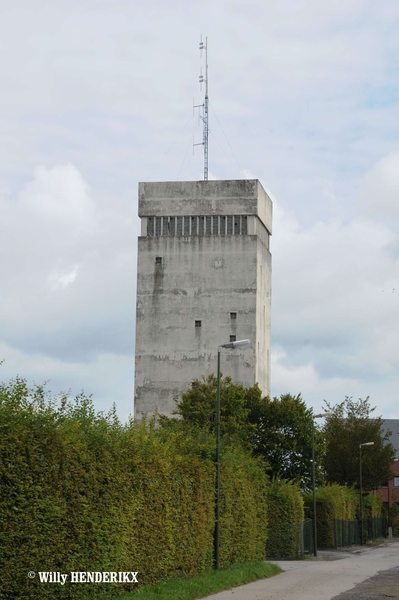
304 484 358 548
0 378 268 599
266 480 304 558
219 447 268 567
362 493 382 518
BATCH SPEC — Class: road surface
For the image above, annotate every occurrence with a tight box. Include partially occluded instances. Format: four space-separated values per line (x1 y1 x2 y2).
202 541 399 600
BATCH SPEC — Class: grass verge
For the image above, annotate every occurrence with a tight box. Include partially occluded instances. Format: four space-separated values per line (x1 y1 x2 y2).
108 561 282 600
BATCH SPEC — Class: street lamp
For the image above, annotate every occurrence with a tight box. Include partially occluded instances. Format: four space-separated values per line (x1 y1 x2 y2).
215 338 250 570
359 441 374 545
312 412 329 557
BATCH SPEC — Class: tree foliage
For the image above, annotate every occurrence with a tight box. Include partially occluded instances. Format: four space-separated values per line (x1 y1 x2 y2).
171 374 257 446
322 396 396 491
172 376 324 488
249 393 325 489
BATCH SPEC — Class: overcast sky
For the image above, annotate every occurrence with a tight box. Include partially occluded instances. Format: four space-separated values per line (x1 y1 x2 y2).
1 0 399 422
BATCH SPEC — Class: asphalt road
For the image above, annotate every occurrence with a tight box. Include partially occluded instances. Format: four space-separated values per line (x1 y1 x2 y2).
332 564 399 599
202 541 399 600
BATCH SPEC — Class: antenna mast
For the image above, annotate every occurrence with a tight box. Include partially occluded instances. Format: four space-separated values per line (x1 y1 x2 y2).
194 35 209 180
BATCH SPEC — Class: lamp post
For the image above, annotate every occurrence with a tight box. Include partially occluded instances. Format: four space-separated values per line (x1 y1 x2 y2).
215 338 250 570
312 412 329 557
359 441 374 545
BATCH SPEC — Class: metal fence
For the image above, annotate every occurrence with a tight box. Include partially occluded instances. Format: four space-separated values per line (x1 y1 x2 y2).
361 517 387 544
266 520 314 559
267 517 388 558
334 519 359 547
334 517 387 548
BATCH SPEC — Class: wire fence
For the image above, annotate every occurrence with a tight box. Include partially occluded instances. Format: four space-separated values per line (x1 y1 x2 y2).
334 519 359 547
362 517 387 544
334 517 387 548
266 520 314 559
267 517 389 558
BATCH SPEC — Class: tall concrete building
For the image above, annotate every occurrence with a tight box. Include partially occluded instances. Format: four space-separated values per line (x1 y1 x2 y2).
134 179 272 419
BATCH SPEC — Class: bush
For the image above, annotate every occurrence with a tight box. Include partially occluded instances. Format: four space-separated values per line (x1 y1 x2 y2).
304 484 357 548
266 480 304 558
0 378 269 599
362 493 382 518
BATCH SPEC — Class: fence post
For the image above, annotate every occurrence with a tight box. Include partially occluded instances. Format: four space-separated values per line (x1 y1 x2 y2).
300 521 304 557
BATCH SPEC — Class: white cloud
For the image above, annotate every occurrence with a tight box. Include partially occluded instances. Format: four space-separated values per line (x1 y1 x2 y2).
1 0 399 420
0 163 137 366
358 151 399 218
271 154 399 414
46 264 81 290
19 164 95 232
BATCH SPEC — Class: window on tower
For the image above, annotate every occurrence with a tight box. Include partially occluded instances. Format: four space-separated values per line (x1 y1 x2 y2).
146 215 249 237
195 320 202 328
184 216 190 236
230 335 236 342
177 216 183 236
220 215 226 235
198 216 205 235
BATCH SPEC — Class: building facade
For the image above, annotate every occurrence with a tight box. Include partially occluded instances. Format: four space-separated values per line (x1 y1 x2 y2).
377 419 399 515
134 179 272 419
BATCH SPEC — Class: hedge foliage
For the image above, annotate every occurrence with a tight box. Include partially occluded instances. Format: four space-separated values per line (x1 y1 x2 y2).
362 493 382 518
265 480 304 558
304 484 358 548
0 378 269 600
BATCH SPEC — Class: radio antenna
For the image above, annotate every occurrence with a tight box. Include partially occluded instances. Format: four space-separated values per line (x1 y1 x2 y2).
193 35 209 180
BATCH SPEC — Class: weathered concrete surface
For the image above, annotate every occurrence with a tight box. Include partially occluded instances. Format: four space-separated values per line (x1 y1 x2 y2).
332 564 399 599
134 180 272 419
200 542 399 600
138 180 272 234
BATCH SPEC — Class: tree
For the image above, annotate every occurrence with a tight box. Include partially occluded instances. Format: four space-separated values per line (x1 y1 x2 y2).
171 374 257 447
322 396 396 491
249 393 325 489
171 376 324 488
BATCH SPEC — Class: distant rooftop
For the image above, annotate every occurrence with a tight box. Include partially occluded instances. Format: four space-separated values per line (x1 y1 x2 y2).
382 419 399 459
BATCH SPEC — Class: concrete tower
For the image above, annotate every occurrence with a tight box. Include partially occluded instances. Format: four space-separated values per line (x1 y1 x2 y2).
134 179 272 419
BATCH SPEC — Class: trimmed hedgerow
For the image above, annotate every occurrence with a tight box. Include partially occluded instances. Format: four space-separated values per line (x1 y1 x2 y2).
218 446 268 567
362 492 382 518
0 377 269 600
265 480 304 558
304 484 358 548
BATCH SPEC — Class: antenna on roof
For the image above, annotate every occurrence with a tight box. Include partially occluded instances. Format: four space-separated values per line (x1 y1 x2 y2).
193 35 209 180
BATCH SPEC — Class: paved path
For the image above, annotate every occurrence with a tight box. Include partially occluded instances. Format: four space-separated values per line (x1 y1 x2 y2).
202 542 399 600
332 564 399 599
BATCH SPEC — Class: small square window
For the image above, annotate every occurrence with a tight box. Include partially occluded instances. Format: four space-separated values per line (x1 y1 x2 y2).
195 320 202 328
155 257 162 264
230 335 236 342
230 312 237 319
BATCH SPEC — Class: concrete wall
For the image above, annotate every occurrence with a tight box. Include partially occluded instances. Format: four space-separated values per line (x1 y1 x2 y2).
134 179 272 419
138 180 272 233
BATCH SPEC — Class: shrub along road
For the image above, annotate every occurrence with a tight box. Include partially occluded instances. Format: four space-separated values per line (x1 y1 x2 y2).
200 541 399 600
